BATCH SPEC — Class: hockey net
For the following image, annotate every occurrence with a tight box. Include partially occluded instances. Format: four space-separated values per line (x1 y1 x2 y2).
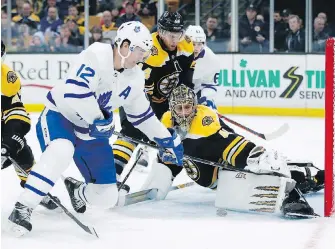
325 37 335 217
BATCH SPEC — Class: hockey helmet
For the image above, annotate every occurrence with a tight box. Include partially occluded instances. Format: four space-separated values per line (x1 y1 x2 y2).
114 21 153 52
158 11 184 33
185 25 206 43
169 85 197 132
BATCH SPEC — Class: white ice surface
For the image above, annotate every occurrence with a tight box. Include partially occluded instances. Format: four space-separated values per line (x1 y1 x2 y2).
1 114 335 249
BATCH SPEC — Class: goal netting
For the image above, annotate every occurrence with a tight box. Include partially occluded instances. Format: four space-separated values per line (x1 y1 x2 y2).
325 37 335 217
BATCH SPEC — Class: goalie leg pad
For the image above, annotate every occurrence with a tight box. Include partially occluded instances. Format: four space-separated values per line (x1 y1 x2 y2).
141 158 173 200
215 170 296 214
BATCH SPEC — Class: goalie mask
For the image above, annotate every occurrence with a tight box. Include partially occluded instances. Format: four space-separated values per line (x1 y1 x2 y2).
169 85 197 132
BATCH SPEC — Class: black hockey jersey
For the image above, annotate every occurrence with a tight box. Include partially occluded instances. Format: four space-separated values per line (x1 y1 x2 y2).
139 32 195 119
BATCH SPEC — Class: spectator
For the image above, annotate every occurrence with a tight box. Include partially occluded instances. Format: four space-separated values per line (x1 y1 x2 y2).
50 24 80 52
28 31 50 52
119 0 138 16
221 12 231 39
40 7 63 33
12 2 40 31
11 0 25 17
57 0 80 19
111 8 120 22
285 15 305 52
317 12 333 36
39 0 59 19
64 5 84 27
116 2 141 27
313 17 330 52
239 4 269 52
274 10 288 52
1 10 19 47
281 9 293 24
204 15 223 42
101 10 116 31
137 0 157 18
66 19 84 46
89 26 103 45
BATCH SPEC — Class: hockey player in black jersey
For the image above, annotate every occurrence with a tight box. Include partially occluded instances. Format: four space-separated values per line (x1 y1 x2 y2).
113 11 195 178
1 41 60 212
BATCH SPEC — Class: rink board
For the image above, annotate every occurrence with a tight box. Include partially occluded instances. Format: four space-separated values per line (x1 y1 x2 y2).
6 53 325 117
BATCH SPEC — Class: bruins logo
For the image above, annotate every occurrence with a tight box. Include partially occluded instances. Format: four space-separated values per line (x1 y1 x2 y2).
202 116 214 126
184 35 191 43
151 46 158 56
183 159 200 181
158 72 180 97
7 71 18 83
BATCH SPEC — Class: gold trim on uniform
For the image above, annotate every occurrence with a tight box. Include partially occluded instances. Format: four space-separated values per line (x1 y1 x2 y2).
222 136 243 163
3 107 31 125
231 140 249 166
113 140 135 162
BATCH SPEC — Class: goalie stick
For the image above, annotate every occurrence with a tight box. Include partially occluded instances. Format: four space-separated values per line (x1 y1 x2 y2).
7 156 99 238
117 182 196 207
218 113 289 140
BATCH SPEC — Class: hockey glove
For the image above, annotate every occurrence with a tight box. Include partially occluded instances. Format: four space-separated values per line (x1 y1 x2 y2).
1 134 25 167
89 109 115 139
154 128 184 166
198 96 216 110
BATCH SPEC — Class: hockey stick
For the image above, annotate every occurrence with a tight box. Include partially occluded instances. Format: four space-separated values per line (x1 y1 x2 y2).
7 157 99 238
217 113 289 140
118 148 143 191
112 130 288 178
117 182 195 207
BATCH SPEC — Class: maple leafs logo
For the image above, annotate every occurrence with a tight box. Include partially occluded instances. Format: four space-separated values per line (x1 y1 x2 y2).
98 91 113 111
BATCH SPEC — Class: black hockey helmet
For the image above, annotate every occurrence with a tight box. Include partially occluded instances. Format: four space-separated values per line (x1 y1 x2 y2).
158 11 184 32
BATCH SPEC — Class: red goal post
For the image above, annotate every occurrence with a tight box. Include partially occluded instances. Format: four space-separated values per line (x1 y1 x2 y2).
325 37 335 217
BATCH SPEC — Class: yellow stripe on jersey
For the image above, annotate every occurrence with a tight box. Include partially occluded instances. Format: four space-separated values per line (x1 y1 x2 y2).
177 36 194 57
5 115 31 125
222 136 243 162
1 64 21 97
113 150 131 161
3 107 26 115
161 111 174 128
231 140 249 166
114 140 135 151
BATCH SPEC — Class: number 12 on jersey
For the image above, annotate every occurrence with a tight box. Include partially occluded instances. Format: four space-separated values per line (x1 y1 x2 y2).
76 64 95 83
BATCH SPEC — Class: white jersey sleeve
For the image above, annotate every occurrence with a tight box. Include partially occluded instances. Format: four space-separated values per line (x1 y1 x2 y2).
122 69 171 141
193 46 220 100
47 43 113 125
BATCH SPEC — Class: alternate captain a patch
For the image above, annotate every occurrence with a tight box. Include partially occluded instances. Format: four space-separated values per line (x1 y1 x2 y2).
202 116 214 126
7 71 18 83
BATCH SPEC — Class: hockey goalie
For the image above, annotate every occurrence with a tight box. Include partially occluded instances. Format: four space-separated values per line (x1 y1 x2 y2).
142 85 324 218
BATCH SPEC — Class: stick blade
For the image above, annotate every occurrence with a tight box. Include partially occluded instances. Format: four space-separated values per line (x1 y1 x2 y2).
264 123 290 140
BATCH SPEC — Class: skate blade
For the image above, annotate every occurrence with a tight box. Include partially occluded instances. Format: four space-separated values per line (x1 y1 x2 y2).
7 221 30 237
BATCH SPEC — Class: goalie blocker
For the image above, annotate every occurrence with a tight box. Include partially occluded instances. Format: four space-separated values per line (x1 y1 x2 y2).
142 85 320 218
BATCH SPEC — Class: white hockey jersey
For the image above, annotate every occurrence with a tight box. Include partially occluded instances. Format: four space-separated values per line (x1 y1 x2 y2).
193 46 220 100
45 42 171 141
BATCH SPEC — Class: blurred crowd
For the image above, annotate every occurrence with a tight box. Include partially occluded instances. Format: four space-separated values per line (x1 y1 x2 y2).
1 0 157 52
1 0 335 53
203 3 335 53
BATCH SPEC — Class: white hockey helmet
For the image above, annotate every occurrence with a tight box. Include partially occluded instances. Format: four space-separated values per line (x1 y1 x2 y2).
185 25 206 43
114 21 153 52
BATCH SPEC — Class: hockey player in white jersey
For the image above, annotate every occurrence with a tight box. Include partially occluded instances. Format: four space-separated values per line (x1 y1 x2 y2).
7 21 184 237
185 25 219 110
185 25 235 133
